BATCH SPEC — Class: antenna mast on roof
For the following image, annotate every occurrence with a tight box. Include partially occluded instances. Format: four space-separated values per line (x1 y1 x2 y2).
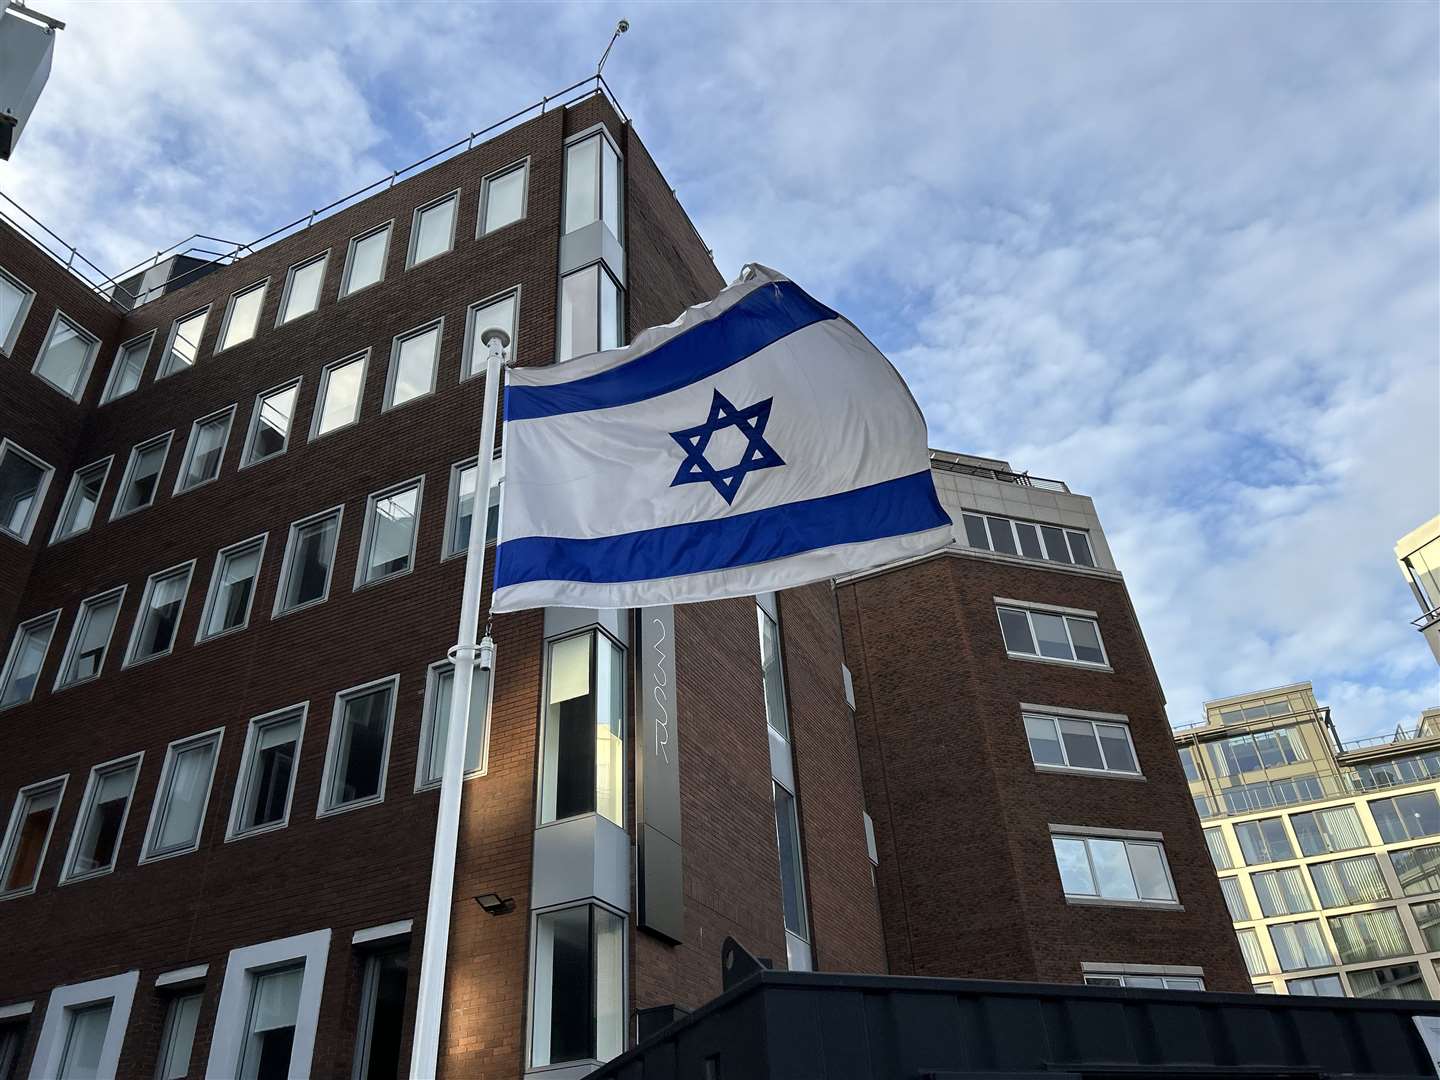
597 18 629 77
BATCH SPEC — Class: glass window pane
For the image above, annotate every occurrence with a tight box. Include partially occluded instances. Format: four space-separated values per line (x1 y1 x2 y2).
451 463 477 556
206 543 261 637
1219 877 1249 920
62 594 120 685
1288 974 1344 996
346 228 389 294
1127 842 1173 901
1052 837 1094 895
166 310 208 374
1068 531 1096 567
426 663 490 784
2 784 60 893
1040 525 1072 563
1024 715 1064 766
1031 612 1072 660
390 326 439 407
601 139 620 234
58 1001 111 1080
106 337 149 399
0 272 29 349
564 136 600 233
1392 844 1440 896
997 607 1035 654
599 270 620 350
354 948 408 1080
1015 522 1044 559
534 907 592 1066
1066 618 1104 663
363 486 418 583
0 449 45 538
157 993 201 1080
117 441 166 514
181 416 228 489
1204 828 1232 870
986 517 1017 555
543 634 594 823
1058 719 1105 770
1 616 55 706
1350 962 1429 1001
249 385 298 463
281 256 326 323
757 605 789 738
73 765 135 875
281 515 338 612
315 356 365 436
37 317 95 396
328 686 391 807
484 165 526 233
1090 838 1138 899
411 196 455 265
243 719 300 829
240 965 302 1080
221 285 266 350
595 637 624 826
774 784 809 937
1096 724 1138 772
1413 900 1440 950
153 740 216 854
961 513 989 549
1329 908 1410 965
132 570 188 662
559 266 599 361
466 294 517 378
1236 929 1267 975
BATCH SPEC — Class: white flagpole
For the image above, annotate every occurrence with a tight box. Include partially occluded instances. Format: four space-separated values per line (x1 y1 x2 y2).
410 327 510 1080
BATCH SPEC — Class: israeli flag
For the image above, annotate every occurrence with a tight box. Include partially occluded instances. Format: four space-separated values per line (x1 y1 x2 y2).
491 265 952 612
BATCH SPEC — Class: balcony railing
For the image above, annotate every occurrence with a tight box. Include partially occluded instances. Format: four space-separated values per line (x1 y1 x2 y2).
1413 605 1440 632
928 451 1070 493
1193 760 1440 820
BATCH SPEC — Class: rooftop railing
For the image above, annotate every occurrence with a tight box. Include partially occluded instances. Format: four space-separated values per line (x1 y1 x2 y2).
1192 759 1440 820
928 450 1070 493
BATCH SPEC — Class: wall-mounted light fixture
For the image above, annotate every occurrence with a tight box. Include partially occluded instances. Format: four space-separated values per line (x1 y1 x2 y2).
474 893 515 916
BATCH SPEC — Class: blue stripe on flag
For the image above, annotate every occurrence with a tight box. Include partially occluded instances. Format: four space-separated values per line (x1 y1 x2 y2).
506 280 838 421
494 470 950 589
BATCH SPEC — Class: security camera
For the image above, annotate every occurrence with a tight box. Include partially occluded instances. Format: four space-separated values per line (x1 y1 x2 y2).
618 19 630 32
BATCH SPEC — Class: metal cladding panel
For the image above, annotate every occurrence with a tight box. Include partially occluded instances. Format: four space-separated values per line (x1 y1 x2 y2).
0 11 54 159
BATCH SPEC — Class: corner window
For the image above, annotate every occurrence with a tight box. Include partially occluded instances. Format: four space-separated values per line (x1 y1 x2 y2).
479 160 527 235
141 728 222 862
1371 791 1440 843
61 755 142 882
274 507 343 617
1269 919 1333 971
558 263 621 362
1290 805 1367 856
33 311 100 400
540 630 624 826
101 331 154 402
29 971 138 1080
384 319 441 409
351 943 409 1080
417 658 491 788
997 604 1108 667
1287 973 1344 996
1310 855 1391 909
228 706 306 838
462 291 518 379
159 307 210 378
756 602 789 739
0 438 54 542
51 456 113 542
962 512 1096 567
124 561 194 667
198 534 266 641
443 455 501 559
1051 832 1177 904
1327 908 1411 965
216 279 269 352
318 677 397 815
1024 712 1138 775
563 130 621 236
309 350 367 440
530 905 623 1069
1251 867 1314 916
407 190 458 268
0 775 66 897
0 266 35 355
277 251 328 326
242 379 301 467
155 990 202 1080
175 406 236 493
55 586 125 688
111 432 173 519
341 222 392 297
1392 843 1440 897
205 929 329 1080
0 610 59 708
1234 817 1295 865
355 479 421 587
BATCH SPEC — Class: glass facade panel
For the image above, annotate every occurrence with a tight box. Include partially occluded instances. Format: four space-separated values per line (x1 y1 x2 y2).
345 227 390 295
540 632 624 826
1393 843 1440 897
1291 806 1367 856
483 164 526 233
279 255 326 324
220 284 266 350
36 316 96 397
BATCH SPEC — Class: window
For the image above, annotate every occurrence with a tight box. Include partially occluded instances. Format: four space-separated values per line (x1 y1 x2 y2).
774 783 810 946
1309 855 1390 909
1051 832 1178 904
0 775 66 896
1291 805 1367 856
1252 867 1313 916
1287 973 1345 996
242 379 301 466
462 290 519 379
1327 908 1411 964
757 602 789 739
407 190 458 268
540 630 624 826
274 507 342 616
30 971 139 1080
217 279 268 352
198 535 266 641
1236 928 1267 976
1393 843 1440 897
318 678 397 815
1024 712 1139 775
141 729 222 861
997 604 1107 666
61 755 141 882
175 406 235 493
1205 726 1310 776
1412 899 1440 950
0 438 54 542
0 1016 26 1078
1252 982 1276 993
1371 791 1440 843
101 332 154 402
351 944 408 1080
310 350 367 439
1219 877 1250 920
480 159 527 235
1269 920 1333 971
155 991 202 1080
277 251 329 326
112 432 172 519
159 307 210 377
0 610 58 708
355 479 421 587
1204 828 1233 870
443 455 502 559
341 222 392 297
558 263 621 361
55 586 125 688
1234 817 1294 865
229 706 305 837
1178 745 1201 783
417 659 491 788
563 130 621 236
0 266 34 354
1219 700 1296 725
1082 973 1204 991
243 965 304 1077
1350 962 1429 1001
33 311 100 399
530 905 623 1069
206 929 329 1080
961 512 1096 568
125 562 194 666
384 319 441 409
51 457 112 542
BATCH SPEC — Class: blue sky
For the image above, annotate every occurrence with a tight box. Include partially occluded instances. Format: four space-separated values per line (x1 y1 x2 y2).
4 1 1437 738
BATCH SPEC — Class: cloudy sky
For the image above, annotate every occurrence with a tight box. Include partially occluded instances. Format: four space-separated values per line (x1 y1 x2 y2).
4 1 1436 739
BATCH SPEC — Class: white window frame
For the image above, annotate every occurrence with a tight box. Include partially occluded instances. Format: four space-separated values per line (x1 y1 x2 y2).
100 330 156 403
29 970 139 1080
460 287 520 381
995 600 1111 669
562 125 623 237
1081 964 1205 991
354 476 424 589
226 703 308 841
241 377 303 468
275 250 330 327
49 455 114 544
1022 706 1141 778
53 584 127 690
0 773 67 899
59 752 144 884
477 157 529 237
205 928 331 1080
173 404 237 495
1050 825 1180 908
442 453 502 560
154 986 204 1080
0 265 35 356
415 657 494 790
196 533 268 643
308 349 370 442
272 505 345 619
139 727 225 864
213 278 270 354
158 305 212 379
406 188 460 269
0 608 60 710
110 431 174 521
123 559 196 669
350 937 410 1080
382 317 443 411
339 220 393 299
0 437 55 542
32 309 101 401
526 900 627 1072
316 674 399 817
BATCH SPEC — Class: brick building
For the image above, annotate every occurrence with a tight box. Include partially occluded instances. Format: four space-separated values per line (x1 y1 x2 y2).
0 84 1241 1080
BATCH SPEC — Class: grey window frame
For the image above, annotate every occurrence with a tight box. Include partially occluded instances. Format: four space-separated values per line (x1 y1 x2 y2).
275 250 331 328
213 278 270 354
316 674 399 817
460 287 520 380
158 306 211 379
0 437 55 542
154 989 203 1080
415 656 494 790
50 455 114 543
139 727 224 863
382 317 443 411
1023 709 1141 777
0 265 35 356
442 453 502 561
405 189 460 269
32 309 101 401
240 377 302 468
53 585 127 690
196 533 268 643
110 431 174 521
59 752 143 884
1219 876 1251 920
100 330 155 403
226 703 308 840
477 158 529 237
272 505 345 619
353 476 424 589
996 603 1110 669
1051 830 1180 906
308 349 369 442
339 220 394 299
0 773 68 899
1234 816 1296 865
562 126 623 237
962 511 1096 568
526 900 627 1071
557 261 623 363
123 560 195 668
173 405 236 495
0 609 60 709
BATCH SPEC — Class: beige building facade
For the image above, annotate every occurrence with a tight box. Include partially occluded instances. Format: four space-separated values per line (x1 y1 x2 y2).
1397 515 1440 665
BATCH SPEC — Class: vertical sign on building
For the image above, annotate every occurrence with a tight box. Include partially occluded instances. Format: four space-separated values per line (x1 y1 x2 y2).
637 606 683 942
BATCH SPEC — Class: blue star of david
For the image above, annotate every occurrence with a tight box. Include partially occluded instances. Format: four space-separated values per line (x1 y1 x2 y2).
668 389 785 504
